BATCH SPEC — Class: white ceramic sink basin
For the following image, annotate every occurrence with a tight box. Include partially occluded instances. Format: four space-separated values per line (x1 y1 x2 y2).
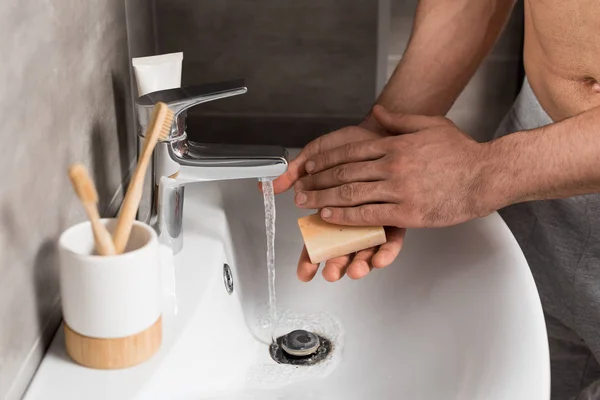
24 169 550 399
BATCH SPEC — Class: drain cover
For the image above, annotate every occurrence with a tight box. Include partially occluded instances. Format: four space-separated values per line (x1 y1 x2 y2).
281 330 320 357
270 331 332 366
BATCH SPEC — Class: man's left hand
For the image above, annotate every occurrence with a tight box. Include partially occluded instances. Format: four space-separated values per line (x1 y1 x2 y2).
293 105 502 228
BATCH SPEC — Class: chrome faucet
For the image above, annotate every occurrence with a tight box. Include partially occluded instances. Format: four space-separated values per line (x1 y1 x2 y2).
135 79 288 254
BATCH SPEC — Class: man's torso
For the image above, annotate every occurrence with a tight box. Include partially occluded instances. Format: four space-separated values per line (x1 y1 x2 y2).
524 0 600 122
493 2 600 396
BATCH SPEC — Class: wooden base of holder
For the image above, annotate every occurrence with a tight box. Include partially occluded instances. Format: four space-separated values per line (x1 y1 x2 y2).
64 316 162 369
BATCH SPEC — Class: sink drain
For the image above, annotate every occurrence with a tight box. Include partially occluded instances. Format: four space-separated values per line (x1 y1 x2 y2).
281 330 320 356
270 330 332 366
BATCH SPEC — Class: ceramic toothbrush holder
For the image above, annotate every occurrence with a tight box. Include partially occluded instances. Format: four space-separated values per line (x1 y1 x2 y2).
58 218 162 369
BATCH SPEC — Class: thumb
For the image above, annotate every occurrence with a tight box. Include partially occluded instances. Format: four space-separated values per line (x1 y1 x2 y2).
372 104 443 134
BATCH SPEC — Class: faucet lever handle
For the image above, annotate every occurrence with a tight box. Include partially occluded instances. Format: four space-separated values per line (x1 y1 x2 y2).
135 79 248 140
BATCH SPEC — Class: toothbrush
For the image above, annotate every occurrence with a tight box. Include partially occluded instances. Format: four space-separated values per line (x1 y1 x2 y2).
68 164 117 256
113 101 174 254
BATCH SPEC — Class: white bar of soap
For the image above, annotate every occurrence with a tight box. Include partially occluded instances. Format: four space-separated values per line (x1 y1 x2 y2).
297 213 387 264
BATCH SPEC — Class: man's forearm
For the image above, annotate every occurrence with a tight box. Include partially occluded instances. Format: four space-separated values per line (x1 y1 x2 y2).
487 106 600 208
375 0 516 117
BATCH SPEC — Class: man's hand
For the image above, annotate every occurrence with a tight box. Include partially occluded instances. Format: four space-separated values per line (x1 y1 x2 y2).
271 118 406 283
294 105 500 228
272 124 383 194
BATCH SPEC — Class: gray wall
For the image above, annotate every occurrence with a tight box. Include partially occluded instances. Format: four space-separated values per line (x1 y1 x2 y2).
0 1 154 398
152 0 523 146
155 0 378 116
153 0 380 146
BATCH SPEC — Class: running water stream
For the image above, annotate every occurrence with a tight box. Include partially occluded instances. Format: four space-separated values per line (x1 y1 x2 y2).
260 179 277 343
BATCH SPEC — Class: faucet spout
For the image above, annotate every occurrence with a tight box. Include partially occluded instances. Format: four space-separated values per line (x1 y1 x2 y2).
157 142 288 253
169 141 288 184
134 78 289 255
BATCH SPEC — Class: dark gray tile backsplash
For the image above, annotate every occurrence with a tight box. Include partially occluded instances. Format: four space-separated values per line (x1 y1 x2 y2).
154 0 523 146
154 0 379 119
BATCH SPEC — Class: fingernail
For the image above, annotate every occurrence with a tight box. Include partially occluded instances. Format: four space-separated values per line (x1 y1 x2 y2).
296 192 307 205
294 180 304 191
305 161 315 173
321 208 332 218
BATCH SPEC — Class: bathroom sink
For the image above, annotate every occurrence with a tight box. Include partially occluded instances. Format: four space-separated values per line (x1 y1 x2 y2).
24 158 550 400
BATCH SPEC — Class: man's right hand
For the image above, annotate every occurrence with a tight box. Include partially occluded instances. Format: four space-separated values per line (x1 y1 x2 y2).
271 123 406 283
272 125 381 194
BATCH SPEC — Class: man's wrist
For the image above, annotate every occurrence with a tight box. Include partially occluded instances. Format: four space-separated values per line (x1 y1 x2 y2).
476 135 529 213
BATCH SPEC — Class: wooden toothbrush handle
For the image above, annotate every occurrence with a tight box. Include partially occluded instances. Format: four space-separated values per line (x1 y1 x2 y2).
84 203 116 256
113 170 144 254
113 136 155 254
